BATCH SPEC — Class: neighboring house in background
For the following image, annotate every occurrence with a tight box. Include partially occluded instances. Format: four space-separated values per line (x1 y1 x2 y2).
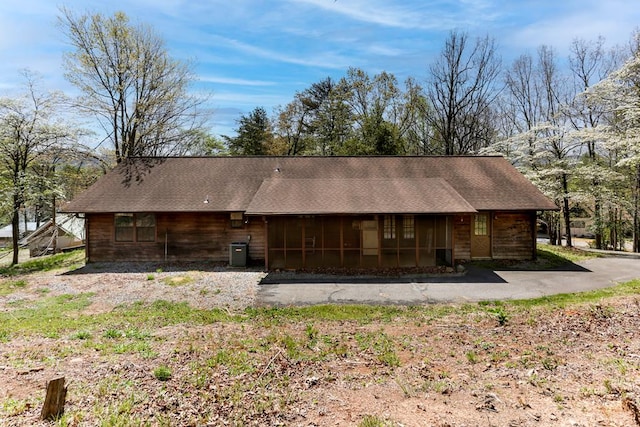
19 213 85 257
0 221 38 248
62 156 557 269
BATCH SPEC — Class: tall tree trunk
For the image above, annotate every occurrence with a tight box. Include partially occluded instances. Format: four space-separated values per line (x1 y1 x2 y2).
546 211 559 246
610 208 618 250
11 195 20 266
562 173 572 247
51 197 57 253
633 163 640 252
594 198 603 249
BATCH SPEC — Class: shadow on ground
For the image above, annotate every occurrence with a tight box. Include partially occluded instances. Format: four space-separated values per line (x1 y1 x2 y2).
63 261 265 275
259 261 591 285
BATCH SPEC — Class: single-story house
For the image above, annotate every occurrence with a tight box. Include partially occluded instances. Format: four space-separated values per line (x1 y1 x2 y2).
62 156 557 269
19 213 85 257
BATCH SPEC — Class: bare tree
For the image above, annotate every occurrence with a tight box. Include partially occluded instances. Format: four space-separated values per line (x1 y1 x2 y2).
426 31 502 155
59 8 210 163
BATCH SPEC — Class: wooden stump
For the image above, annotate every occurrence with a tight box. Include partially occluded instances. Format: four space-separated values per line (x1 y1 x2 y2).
41 377 67 420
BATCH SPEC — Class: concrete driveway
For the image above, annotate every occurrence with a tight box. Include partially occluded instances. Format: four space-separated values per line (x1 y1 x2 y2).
256 257 640 306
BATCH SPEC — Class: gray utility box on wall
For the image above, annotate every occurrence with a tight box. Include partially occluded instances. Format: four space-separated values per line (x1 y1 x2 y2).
229 242 248 267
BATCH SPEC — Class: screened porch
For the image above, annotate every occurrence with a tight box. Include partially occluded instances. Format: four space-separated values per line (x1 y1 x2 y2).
265 214 453 270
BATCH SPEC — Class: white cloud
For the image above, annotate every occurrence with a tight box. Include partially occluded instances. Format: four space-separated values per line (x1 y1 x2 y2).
291 0 497 30
199 76 276 86
216 36 352 69
505 0 640 54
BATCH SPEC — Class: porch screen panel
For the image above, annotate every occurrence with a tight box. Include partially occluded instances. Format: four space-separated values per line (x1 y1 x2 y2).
381 215 398 268
322 217 341 266
399 215 416 267
268 217 286 269
284 217 303 269
417 216 435 266
343 218 361 268
435 216 453 265
305 217 322 268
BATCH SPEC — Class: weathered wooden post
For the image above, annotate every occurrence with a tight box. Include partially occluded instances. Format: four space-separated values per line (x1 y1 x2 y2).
40 377 67 420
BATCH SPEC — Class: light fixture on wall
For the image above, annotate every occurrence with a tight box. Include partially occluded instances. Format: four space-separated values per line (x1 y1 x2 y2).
203 195 209 204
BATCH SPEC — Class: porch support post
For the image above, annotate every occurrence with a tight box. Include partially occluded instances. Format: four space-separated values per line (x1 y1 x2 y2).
415 216 420 267
531 211 538 260
451 215 456 266
301 217 306 268
84 215 90 263
396 215 400 267
377 215 382 268
263 216 269 270
339 217 344 267
489 211 494 260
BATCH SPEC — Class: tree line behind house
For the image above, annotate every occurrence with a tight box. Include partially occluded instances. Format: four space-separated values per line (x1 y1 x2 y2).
1 9 640 266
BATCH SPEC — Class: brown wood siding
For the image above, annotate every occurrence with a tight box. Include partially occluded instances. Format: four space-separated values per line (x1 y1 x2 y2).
492 211 535 259
86 213 265 263
453 215 471 261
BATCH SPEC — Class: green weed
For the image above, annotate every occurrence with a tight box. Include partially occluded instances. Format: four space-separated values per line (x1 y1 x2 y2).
104 328 125 339
0 279 27 296
153 365 172 381
1 398 31 416
0 250 84 276
161 275 194 286
71 331 92 340
359 414 392 427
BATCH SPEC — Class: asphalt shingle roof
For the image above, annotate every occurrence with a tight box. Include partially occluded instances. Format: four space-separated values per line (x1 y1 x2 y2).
62 156 557 214
246 178 477 214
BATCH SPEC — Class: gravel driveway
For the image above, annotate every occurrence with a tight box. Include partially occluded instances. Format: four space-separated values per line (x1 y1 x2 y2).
2 256 638 312
1 262 267 313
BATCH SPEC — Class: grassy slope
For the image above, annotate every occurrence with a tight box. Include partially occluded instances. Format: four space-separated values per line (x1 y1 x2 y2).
1 246 639 426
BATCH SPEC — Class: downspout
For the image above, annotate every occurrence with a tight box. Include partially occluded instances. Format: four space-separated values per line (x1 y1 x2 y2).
84 214 89 263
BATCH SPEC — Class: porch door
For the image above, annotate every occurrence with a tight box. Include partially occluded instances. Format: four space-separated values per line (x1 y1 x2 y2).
362 220 378 256
471 213 491 258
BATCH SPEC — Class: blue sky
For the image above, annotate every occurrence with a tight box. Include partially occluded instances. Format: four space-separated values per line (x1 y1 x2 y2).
1 0 639 138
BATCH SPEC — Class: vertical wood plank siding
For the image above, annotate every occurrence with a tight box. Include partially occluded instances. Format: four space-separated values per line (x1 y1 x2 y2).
86 213 265 263
491 212 535 259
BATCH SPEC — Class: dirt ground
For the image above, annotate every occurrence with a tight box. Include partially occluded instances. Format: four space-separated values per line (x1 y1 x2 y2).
1 264 640 426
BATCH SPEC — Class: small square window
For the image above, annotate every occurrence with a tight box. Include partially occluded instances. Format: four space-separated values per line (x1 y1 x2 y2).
230 212 244 228
115 213 134 242
474 214 488 236
403 215 415 239
136 213 156 242
383 215 396 239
